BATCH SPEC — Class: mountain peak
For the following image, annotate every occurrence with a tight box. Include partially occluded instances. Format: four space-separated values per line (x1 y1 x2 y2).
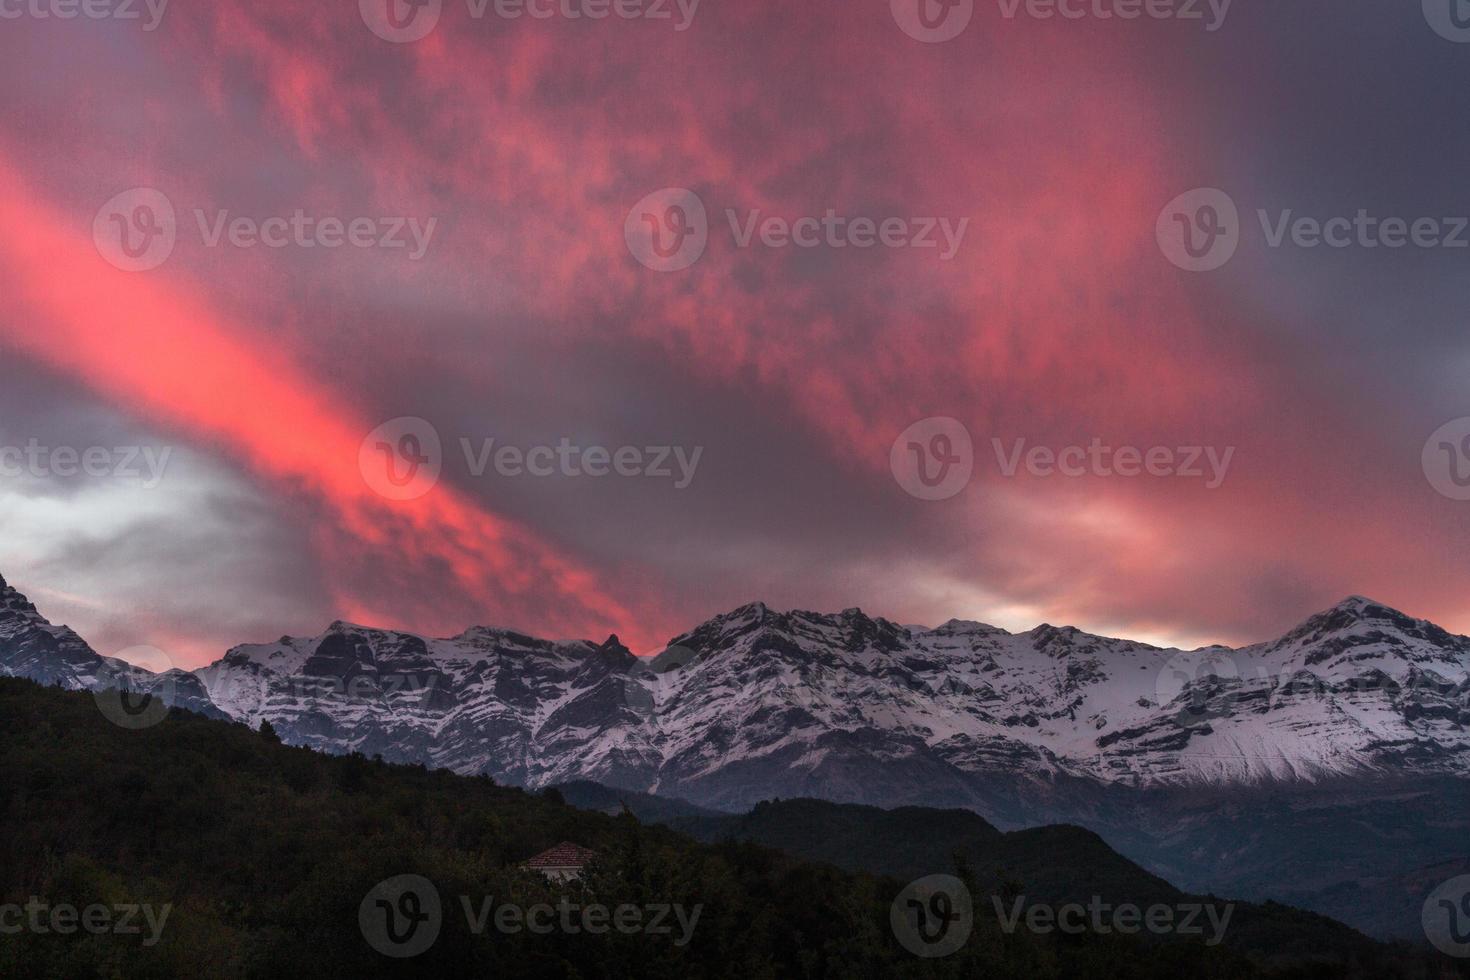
1308 595 1404 626
0 576 41 618
1270 594 1464 659
930 618 1008 637
690 601 774 625
663 601 777 653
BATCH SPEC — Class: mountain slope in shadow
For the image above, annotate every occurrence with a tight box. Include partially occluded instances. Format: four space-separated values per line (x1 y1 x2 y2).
582 789 1450 968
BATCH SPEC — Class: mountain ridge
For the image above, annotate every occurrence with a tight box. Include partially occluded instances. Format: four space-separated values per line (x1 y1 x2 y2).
3 573 1468 809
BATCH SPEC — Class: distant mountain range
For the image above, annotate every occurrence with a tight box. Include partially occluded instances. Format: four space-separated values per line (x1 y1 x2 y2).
552 782 1406 964
549 772 1470 945
6 570 1467 805
4 568 1469 940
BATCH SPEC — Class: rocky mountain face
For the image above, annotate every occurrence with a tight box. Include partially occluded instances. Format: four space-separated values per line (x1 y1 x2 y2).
6 572 1468 816
0 571 115 689
192 623 654 786
0 572 222 718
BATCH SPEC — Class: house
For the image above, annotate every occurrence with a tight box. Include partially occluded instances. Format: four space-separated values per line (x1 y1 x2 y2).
522 842 598 882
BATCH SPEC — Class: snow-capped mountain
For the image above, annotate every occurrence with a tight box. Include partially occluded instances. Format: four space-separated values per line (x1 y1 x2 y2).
3 569 1468 813
0 571 110 689
0 571 223 718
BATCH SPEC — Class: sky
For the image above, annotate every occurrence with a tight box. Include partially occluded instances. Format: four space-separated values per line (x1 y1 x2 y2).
2 0 1469 669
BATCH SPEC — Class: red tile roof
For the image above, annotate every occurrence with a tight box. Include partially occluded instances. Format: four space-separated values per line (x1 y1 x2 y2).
523 842 598 869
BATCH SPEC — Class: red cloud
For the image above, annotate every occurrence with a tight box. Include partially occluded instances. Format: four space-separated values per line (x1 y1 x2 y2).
0 157 653 650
